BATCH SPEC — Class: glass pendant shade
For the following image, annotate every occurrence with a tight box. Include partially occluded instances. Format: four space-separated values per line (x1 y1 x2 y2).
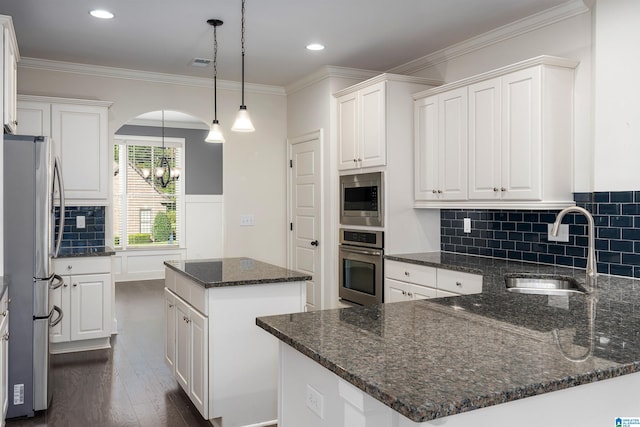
205 120 225 143
231 106 255 132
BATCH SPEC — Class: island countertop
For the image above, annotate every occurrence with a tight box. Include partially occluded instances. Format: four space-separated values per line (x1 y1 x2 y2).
257 252 640 423
164 257 311 288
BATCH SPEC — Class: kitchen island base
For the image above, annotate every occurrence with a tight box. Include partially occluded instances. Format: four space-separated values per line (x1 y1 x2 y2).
278 342 640 426
164 260 309 427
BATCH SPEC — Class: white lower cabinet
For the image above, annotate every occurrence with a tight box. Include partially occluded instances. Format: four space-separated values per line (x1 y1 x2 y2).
384 260 482 302
51 257 113 353
170 291 208 418
0 292 9 426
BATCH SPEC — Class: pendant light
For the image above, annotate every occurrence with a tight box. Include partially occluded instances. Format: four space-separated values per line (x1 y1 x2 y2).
205 19 225 143
155 110 180 188
231 0 255 132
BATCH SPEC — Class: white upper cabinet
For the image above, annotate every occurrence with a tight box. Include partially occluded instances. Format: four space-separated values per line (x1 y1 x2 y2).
1 16 19 134
337 81 386 170
414 56 578 209
17 95 112 203
414 88 468 201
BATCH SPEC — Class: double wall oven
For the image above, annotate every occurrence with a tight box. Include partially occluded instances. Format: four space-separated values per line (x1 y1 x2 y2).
338 172 385 305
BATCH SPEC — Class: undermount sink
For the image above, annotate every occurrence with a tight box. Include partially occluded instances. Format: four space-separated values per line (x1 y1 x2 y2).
504 274 588 295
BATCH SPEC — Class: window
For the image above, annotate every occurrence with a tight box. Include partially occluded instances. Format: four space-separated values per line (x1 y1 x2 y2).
139 209 152 234
114 135 184 248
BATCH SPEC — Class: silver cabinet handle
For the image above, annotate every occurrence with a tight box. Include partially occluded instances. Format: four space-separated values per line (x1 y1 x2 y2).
456 281 462 287
1 311 6 317
73 283 78 287
168 304 174 308
432 189 437 194
407 292 413 297
404 271 410 276
353 159 357 163
501 187 506 192
493 187 499 192
437 190 442 194
67 265 72 271
2 333 8 341
63 283 68 287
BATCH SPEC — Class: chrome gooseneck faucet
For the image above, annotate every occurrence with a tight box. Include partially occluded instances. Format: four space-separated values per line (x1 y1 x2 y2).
551 206 597 292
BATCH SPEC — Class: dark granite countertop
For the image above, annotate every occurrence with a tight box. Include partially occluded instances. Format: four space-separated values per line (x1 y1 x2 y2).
56 246 115 258
164 257 311 288
257 252 640 423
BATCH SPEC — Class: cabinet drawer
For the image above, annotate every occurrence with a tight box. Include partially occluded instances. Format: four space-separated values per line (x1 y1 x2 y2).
54 257 111 275
437 269 482 295
385 260 436 286
175 273 207 316
165 267 177 292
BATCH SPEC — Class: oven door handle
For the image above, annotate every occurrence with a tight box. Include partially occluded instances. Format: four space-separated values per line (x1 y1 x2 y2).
340 246 383 257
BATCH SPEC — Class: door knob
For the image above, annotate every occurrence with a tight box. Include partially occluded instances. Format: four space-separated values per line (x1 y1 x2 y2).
310 240 319 247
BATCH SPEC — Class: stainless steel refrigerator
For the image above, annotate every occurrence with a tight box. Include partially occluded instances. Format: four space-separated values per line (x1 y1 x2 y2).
4 135 65 418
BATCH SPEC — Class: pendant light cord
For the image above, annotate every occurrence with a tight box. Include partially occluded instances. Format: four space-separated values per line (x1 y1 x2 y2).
213 23 218 120
240 0 246 107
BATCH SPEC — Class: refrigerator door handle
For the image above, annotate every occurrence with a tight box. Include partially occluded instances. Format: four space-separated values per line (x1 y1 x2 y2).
53 157 65 258
49 305 63 328
50 274 64 290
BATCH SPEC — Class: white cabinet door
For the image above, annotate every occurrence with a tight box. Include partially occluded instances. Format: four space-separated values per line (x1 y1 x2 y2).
439 87 468 201
2 25 18 134
468 78 502 200
70 273 111 341
16 101 51 137
414 88 468 202
164 289 176 372
501 67 542 201
359 81 386 168
337 92 359 170
337 81 387 171
189 308 208 419
414 95 439 201
174 296 190 393
49 277 71 343
385 279 413 303
410 284 437 300
51 103 109 200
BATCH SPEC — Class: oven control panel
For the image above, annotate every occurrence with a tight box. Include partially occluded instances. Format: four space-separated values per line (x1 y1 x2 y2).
340 228 384 249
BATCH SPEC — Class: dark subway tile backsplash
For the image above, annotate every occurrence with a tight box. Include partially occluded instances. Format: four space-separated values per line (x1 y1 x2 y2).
55 206 106 248
440 191 640 279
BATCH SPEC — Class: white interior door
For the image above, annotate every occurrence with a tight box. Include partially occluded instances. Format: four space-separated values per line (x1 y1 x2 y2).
289 131 322 311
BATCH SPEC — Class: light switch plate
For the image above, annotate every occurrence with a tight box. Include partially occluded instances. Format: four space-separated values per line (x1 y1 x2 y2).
463 218 471 233
547 223 569 242
240 214 255 226
76 215 86 229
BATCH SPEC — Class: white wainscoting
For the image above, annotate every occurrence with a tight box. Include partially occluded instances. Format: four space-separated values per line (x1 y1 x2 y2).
185 195 224 260
113 195 223 282
113 248 187 281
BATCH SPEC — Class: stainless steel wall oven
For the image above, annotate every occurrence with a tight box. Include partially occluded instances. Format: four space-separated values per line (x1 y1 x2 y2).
339 228 384 305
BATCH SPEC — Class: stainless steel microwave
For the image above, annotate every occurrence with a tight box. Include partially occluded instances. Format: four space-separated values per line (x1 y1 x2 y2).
340 172 384 227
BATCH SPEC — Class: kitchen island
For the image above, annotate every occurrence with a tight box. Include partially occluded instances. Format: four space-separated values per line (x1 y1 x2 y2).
257 253 640 426
164 257 309 427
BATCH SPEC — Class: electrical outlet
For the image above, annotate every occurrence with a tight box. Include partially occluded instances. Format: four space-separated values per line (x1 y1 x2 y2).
547 223 569 242
240 214 255 226
463 218 471 233
306 384 324 418
76 215 86 229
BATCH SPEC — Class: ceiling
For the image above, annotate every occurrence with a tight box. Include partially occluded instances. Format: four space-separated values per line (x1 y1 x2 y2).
1 0 572 88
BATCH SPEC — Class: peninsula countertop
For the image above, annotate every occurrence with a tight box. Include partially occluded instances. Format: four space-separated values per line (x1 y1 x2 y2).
164 257 312 288
257 252 640 423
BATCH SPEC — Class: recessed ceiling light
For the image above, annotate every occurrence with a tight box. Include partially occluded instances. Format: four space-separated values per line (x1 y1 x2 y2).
306 43 325 51
89 9 114 19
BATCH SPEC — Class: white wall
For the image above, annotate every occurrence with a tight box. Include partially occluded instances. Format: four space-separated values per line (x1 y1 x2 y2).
592 0 640 191
402 4 593 192
16 62 289 271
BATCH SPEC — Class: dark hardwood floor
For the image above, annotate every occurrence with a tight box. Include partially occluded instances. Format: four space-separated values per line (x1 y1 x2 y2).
6 279 213 427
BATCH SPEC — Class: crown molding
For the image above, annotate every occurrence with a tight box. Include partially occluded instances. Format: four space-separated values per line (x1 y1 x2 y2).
412 55 579 99
333 73 444 98
18 57 286 96
285 65 381 95
388 0 589 76
18 94 113 107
